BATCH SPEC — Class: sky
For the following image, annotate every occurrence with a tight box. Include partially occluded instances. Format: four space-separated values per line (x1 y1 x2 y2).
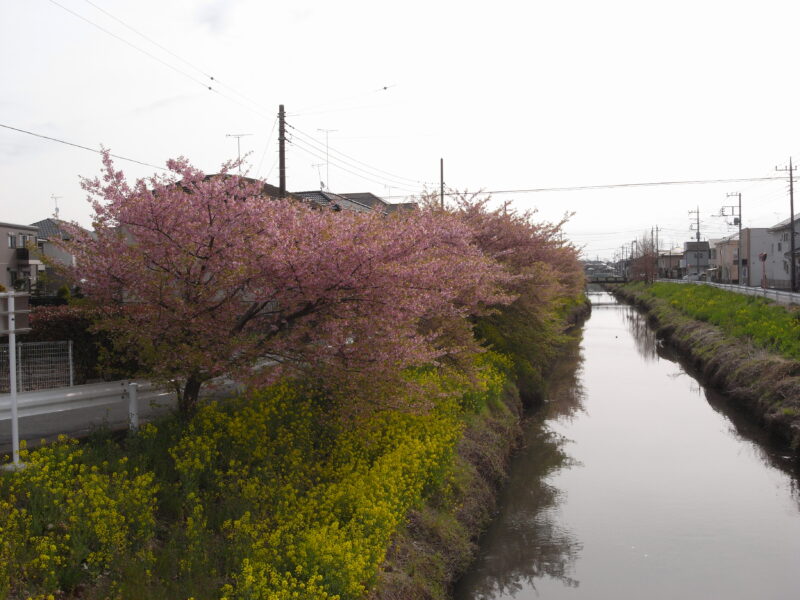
3 0 800 261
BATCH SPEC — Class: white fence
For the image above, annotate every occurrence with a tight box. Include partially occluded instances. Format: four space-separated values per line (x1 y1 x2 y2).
655 279 800 306
0 341 74 393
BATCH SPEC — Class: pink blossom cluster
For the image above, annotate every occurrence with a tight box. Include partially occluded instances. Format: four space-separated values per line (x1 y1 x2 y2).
61 153 558 410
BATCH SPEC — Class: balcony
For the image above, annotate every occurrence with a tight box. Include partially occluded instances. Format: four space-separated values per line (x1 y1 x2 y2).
14 247 42 265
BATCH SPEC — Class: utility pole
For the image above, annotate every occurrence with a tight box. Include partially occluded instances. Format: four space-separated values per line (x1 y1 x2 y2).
225 133 252 174
776 158 797 292
689 206 701 279
440 158 444 209
723 192 743 285
655 225 660 281
317 128 338 191
278 105 286 198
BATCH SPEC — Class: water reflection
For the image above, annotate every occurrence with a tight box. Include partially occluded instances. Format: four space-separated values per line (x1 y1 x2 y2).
459 291 800 599
623 301 800 488
703 386 800 509
455 333 586 599
623 307 661 362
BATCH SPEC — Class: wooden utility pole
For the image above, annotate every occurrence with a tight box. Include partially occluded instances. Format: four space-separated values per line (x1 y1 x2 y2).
278 104 286 198
776 158 797 292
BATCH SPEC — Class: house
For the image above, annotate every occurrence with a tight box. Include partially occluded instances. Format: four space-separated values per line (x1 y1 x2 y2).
293 190 373 213
29 218 79 294
341 192 417 214
764 215 800 289
1 221 42 291
739 227 771 287
679 241 710 279
709 235 740 283
658 247 684 279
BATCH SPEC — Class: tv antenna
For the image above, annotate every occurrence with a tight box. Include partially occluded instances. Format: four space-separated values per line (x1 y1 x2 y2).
317 128 338 191
225 133 253 174
312 163 325 190
51 194 62 219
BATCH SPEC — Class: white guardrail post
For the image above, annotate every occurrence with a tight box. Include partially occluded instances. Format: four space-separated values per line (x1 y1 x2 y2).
127 381 139 431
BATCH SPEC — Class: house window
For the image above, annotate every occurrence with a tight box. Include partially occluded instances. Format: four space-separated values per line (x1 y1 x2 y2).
7 233 16 248
779 242 782 252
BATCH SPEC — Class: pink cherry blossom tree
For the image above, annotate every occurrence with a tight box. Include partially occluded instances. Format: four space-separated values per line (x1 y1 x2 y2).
418 192 584 402
60 153 513 413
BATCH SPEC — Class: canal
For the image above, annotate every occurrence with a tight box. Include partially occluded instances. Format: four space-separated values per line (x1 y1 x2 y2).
456 291 800 599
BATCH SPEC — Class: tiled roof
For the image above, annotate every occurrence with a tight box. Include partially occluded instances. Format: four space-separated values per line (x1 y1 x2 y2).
294 190 373 213
30 218 72 240
341 193 387 208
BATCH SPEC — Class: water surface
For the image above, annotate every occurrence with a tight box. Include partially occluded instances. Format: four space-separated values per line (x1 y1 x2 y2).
456 291 800 599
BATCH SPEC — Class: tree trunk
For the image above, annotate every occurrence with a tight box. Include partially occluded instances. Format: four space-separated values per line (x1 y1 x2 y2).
179 375 203 416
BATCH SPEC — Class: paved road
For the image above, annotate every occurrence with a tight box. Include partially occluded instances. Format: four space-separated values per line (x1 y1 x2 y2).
0 378 243 456
0 394 178 455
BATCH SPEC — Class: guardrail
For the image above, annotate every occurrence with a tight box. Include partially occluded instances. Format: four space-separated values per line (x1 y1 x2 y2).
0 379 174 425
655 279 800 306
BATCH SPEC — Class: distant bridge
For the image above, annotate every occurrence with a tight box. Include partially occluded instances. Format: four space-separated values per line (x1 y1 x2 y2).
586 274 627 284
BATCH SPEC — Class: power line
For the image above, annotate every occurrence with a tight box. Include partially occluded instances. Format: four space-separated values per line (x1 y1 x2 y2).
285 128 422 191
47 0 212 92
255 118 279 178
47 0 274 121
80 0 269 114
0 122 167 170
384 175 786 199
287 137 419 193
286 123 433 186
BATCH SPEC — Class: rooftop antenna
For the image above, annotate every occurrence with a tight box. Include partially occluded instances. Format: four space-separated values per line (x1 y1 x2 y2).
312 163 325 190
51 194 62 219
225 133 253 174
317 128 338 191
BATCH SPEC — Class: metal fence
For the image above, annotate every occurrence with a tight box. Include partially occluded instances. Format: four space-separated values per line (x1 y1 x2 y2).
0 341 74 393
655 279 800 306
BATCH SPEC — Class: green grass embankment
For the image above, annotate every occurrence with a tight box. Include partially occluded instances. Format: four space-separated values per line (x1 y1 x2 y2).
0 359 513 600
615 282 800 448
0 290 590 600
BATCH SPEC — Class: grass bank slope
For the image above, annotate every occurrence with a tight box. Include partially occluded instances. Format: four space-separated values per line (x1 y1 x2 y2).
615 282 800 448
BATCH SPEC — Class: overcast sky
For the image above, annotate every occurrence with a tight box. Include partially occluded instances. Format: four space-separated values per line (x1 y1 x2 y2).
3 0 800 260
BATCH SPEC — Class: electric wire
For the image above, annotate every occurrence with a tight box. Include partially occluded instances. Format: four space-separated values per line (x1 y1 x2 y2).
80 0 271 115
286 137 419 193
286 122 434 186
384 175 787 200
47 0 274 122
285 129 422 192
288 138 420 193
1 122 167 171
255 118 279 178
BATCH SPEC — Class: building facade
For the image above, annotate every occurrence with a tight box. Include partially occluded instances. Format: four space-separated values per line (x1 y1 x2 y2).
1 221 42 291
